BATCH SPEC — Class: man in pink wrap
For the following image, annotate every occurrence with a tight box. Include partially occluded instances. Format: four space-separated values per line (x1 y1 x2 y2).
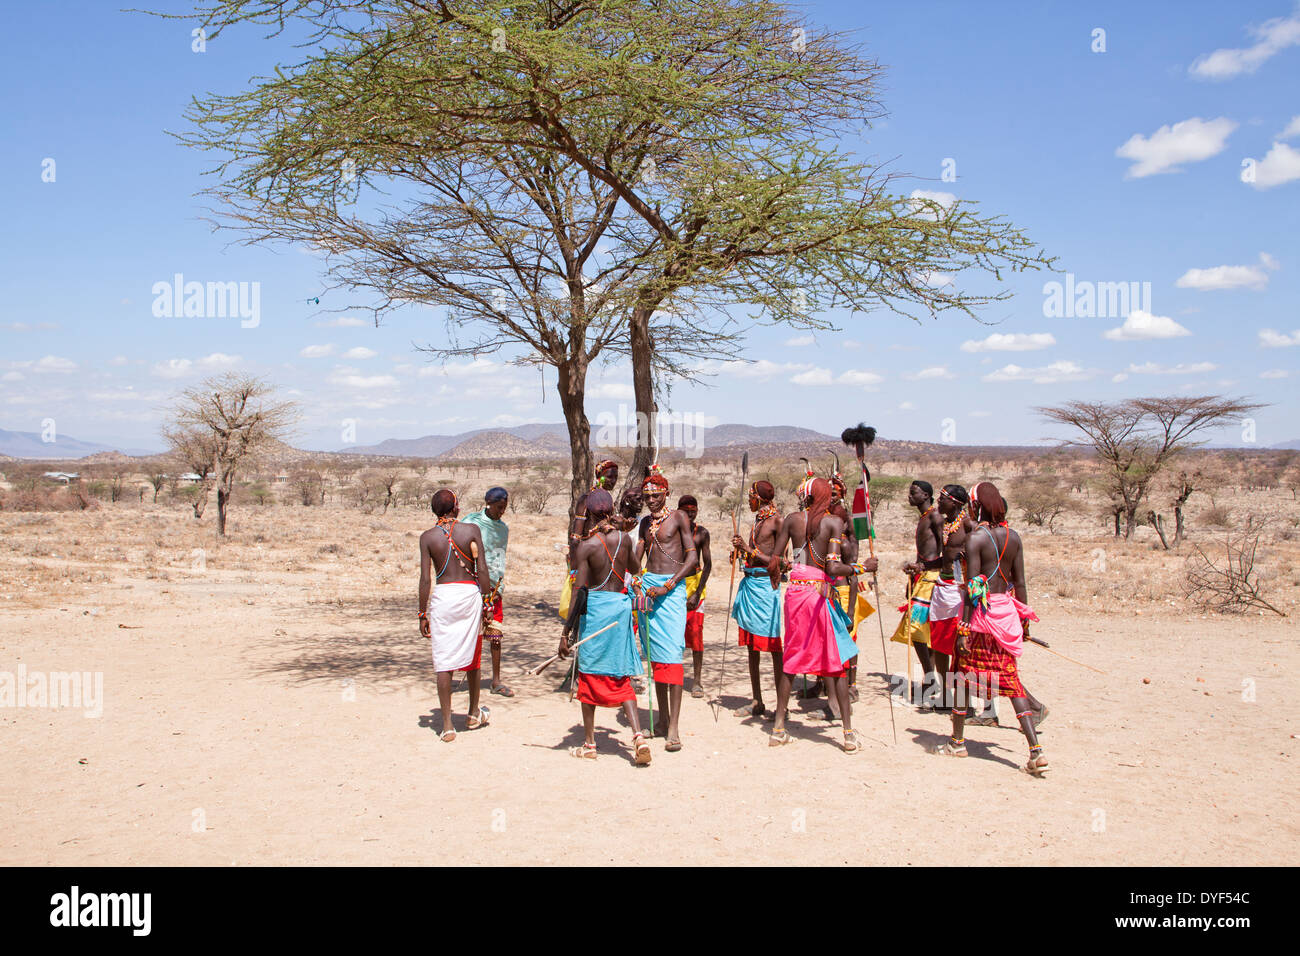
940 481 1050 776
766 476 877 753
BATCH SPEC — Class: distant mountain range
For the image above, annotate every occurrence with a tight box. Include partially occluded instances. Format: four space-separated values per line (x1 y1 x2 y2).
338 423 840 460
0 429 158 460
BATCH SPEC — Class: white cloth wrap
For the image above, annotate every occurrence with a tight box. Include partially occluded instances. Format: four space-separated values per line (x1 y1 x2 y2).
930 581 964 622
429 581 482 672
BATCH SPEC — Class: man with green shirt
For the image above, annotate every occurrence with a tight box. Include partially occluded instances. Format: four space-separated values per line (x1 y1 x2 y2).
461 487 512 697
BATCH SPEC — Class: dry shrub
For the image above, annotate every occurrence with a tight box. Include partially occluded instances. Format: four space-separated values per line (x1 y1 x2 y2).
1201 504 1232 528
0 487 100 513
1184 517 1286 616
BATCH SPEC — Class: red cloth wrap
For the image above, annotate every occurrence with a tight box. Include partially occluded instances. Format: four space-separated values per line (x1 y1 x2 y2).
929 616 957 656
954 630 1025 698
737 626 782 653
685 608 704 652
651 662 684 685
577 673 635 707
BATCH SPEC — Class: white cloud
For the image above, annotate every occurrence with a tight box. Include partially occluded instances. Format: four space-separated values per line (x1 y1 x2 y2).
342 347 377 360
108 355 129 366
784 335 815 347
2 371 24 382
1248 141 1300 189
329 368 398 389
702 359 814 380
152 358 194 379
983 361 1093 384
842 339 862 350
197 352 241 369
1103 310 1192 341
418 358 500 378
897 401 916 411
1115 117 1236 177
1176 253 1277 291
907 190 957 222
1260 369 1290 379
316 316 367 328
836 369 885 388
1126 361 1218 375
791 368 834 386
961 332 1056 352
300 344 335 358
1112 373 1129 383
588 382 635 400
1279 115 1300 140
1259 328 1300 347
32 355 77 373
1189 11 1300 79
916 270 954 288
907 366 949 380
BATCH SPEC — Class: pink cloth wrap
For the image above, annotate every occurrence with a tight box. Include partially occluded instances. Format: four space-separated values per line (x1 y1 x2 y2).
969 591 1038 658
780 563 845 677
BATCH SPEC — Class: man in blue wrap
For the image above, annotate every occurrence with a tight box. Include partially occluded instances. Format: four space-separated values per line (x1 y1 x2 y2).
634 465 698 753
729 480 784 719
558 490 652 765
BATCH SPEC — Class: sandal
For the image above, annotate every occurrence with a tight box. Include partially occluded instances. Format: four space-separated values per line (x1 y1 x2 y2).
690 684 706 699
768 728 793 747
935 740 968 757
1024 752 1050 776
665 735 682 752
570 742 598 759
737 700 766 718
439 728 457 743
466 705 491 730
843 730 863 754
491 683 515 698
632 733 652 766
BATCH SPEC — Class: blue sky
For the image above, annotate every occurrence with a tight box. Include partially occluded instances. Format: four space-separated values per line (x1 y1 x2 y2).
1 1 1297 452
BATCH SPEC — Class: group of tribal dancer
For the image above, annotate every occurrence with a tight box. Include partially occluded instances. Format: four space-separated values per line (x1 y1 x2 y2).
418 457 1050 777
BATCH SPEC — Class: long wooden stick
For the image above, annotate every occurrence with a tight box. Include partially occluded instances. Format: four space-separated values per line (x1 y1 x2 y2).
710 452 748 721
860 454 897 745
528 620 620 676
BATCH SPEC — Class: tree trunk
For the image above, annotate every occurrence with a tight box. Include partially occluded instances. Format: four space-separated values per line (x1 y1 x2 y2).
626 304 658 495
1147 511 1170 549
1123 504 1137 539
193 479 212 519
1113 509 1120 537
217 485 229 536
1172 474 1192 547
556 357 592 522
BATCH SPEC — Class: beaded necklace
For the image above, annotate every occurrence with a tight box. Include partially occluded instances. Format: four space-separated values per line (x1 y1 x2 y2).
943 516 963 543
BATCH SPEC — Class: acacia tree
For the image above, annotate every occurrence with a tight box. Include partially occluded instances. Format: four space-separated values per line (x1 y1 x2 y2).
166 374 297 535
162 426 219 519
177 0 1053 503
1039 396 1264 540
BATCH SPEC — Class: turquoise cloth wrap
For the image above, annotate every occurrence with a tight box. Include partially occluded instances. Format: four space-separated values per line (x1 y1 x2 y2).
640 572 686 664
731 566 783 638
577 590 640 677
828 594 859 667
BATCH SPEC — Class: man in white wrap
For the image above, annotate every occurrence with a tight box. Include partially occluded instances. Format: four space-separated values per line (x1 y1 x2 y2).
419 489 493 742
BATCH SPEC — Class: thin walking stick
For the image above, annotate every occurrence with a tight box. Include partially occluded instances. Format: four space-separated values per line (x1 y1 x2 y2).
711 451 748 721
842 423 896 745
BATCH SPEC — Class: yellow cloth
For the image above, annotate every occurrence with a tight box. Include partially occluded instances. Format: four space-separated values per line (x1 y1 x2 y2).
850 591 876 639
890 570 940 647
833 584 851 613
558 570 574 621
685 570 707 604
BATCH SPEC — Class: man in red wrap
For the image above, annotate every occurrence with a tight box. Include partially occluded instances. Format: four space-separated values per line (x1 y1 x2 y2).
940 481 1049 776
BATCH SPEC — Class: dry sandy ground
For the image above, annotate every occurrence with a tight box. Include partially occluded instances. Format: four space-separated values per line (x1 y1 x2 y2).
1 504 1296 866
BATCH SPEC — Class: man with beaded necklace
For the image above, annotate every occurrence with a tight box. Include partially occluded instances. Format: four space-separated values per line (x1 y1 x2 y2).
634 465 698 753
729 480 785 719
